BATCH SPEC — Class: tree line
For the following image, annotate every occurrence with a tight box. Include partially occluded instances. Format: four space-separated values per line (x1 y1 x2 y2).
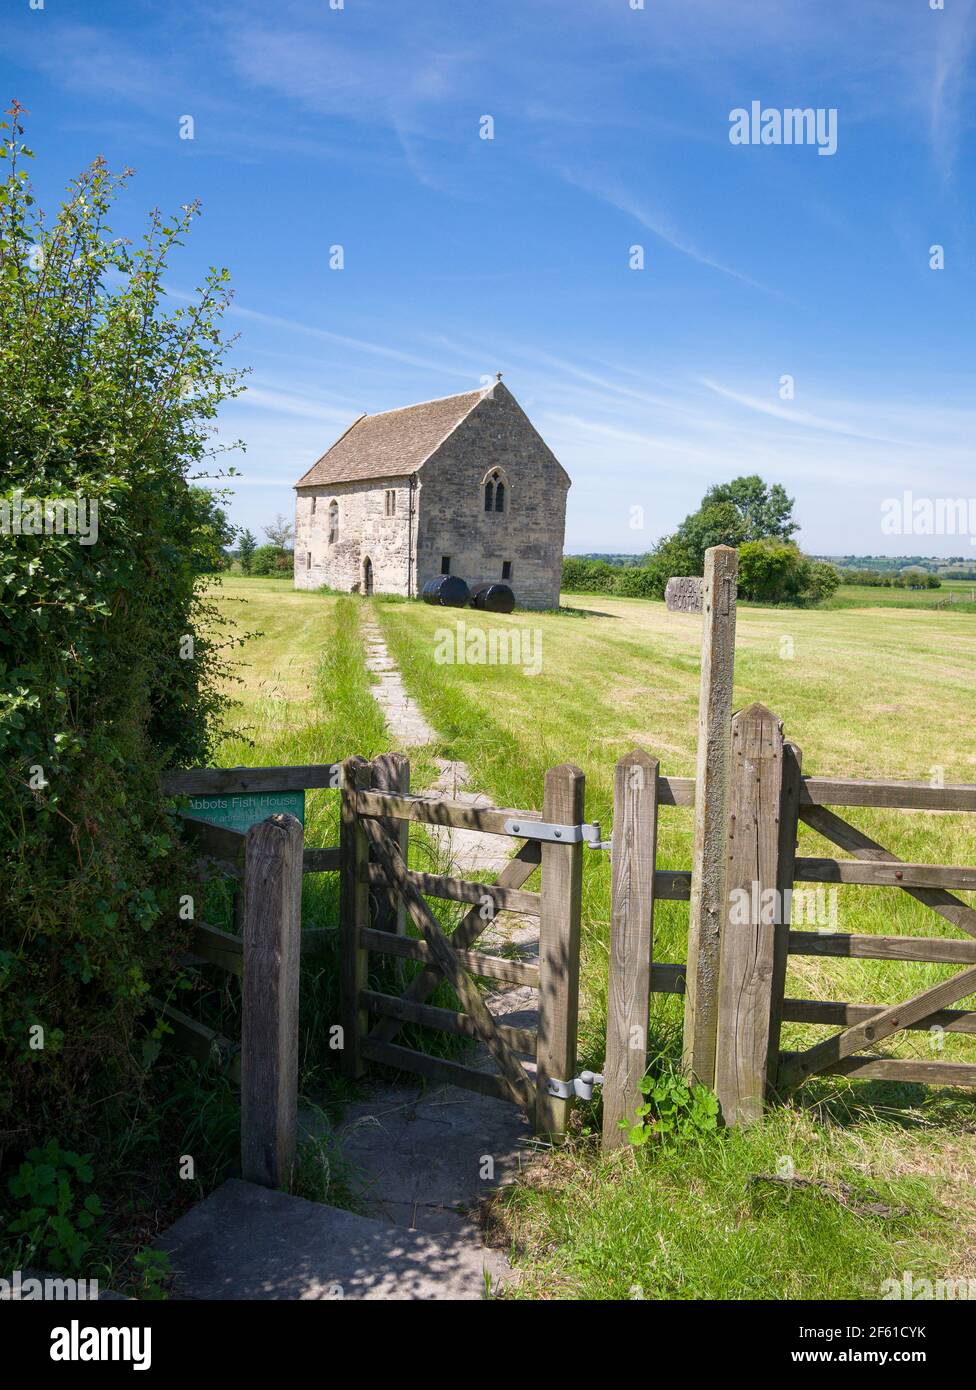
564 477 841 605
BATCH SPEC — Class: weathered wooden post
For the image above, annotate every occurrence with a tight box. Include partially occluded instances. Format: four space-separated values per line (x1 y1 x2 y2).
670 544 738 1089
339 755 372 1080
241 812 304 1188
602 749 659 1151
535 764 585 1137
714 704 785 1125
371 752 410 936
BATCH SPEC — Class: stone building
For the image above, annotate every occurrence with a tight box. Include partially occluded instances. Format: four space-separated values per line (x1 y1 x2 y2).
293 378 570 609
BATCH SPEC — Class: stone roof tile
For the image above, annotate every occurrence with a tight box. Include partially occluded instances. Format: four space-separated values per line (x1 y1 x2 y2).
294 387 489 487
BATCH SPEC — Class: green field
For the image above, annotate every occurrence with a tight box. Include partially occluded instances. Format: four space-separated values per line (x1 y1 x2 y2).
826 578 976 612
212 577 976 1299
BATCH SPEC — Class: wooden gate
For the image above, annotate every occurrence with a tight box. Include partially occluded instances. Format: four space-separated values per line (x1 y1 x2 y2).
339 755 590 1137
776 776 976 1095
599 710 976 1145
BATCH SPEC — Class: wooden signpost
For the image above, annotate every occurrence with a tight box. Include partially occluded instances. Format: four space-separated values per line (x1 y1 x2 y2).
669 545 738 1091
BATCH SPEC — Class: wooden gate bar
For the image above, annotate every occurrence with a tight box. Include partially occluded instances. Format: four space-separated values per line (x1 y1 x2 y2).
799 802 976 939
535 764 586 1136
794 858 976 890
366 839 541 1047
360 926 540 986
361 990 537 1054
779 963 976 1091
788 932 976 963
781 997 976 1033
715 704 785 1125
779 1053 976 1088
360 1038 519 1101
361 817 536 1111
602 749 659 1151
371 752 410 934
361 861 541 915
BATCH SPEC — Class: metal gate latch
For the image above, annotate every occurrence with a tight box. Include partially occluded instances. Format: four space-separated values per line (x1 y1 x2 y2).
545 1070 604 1101
504 818 608 849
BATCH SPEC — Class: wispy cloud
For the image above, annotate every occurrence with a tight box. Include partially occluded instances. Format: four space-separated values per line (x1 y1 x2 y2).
929 0 976 178
698 379 919 447
558 169 778 294
225 303 478 381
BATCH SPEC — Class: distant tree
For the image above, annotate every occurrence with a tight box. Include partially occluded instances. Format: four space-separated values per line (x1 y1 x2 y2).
238 528 257 575
646 476 799 586
189 486 236 572
699 476 798 543
264 513 293 550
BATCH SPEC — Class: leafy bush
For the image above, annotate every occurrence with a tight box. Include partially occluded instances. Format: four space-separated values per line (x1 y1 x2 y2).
0 105 243 1136
251 544 292 576
6 1141 106 1272
737 540 811 603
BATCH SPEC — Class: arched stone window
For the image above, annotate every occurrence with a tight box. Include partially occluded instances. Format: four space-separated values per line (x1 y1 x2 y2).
483 469 508 514
328 499 339 544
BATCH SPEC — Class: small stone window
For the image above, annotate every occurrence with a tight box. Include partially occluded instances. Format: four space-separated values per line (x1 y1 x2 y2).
306 552 312 571
328 499 339 545
441 556 451 575
484 470 506 513
502 560 512 581
384 489 396 516
310 496 317 516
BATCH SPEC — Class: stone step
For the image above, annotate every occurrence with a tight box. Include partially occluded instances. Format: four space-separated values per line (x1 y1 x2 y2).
155 1179 511 1301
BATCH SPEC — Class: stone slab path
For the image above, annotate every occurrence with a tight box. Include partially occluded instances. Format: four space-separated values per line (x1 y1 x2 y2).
157 1179 510 1300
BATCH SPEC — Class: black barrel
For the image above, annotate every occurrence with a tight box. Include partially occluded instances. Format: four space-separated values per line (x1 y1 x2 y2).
471 582 515 614
421 575 471 608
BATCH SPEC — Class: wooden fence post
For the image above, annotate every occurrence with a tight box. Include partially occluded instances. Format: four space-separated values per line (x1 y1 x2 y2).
535 764 585 1137
714 704 785 1125
371 752 410 936
682 544 738 1089
602 749 659 1151
766 740 802 1096
340 755 372 1080
241 812 303 1188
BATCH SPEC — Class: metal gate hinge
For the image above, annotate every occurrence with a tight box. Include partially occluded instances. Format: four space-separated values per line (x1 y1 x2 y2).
545 1070 604 1101
504 818 608 849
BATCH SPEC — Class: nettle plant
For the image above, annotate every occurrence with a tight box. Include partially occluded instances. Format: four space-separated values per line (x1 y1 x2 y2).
0 101 246 1131
625 1067 720 1147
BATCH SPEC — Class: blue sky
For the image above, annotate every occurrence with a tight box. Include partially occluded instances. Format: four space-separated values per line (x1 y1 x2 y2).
3 0 975 555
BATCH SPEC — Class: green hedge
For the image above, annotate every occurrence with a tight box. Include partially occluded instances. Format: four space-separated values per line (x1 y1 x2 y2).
0 109 243 1137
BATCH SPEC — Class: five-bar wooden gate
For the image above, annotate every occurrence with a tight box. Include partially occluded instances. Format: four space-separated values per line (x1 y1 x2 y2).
339 754 590 1136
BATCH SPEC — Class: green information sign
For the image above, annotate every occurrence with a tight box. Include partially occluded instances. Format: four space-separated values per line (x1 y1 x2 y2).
186 790 305 833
